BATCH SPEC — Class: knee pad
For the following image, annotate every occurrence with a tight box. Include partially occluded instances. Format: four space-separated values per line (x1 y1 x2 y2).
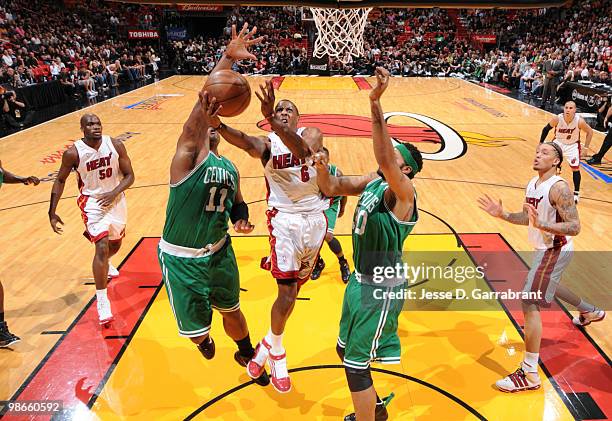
345 366 373 392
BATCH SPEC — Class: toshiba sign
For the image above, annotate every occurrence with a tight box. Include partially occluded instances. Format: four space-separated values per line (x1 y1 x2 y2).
128 30 160 39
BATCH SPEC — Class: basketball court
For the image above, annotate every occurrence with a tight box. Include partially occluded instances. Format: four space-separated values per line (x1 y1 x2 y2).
0 75 610 420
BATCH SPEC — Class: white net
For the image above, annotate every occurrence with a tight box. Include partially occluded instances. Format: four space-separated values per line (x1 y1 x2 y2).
310 7 372 64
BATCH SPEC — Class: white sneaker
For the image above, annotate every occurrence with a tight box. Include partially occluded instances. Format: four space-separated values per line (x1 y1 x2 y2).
496 368 541 393
108 263 119 279
573 309 605 327
574 192 579 204
97 298 114 326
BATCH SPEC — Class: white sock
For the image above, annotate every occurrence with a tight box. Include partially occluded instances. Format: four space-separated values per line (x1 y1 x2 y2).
577 299 596 313
266 329 284 355
96 288 108 302
521 351 539 374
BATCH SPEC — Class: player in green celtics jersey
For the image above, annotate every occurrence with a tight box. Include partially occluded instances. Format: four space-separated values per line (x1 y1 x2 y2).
314 68 423 421
310 147 351 283
0 161 39 347
157 24 269 386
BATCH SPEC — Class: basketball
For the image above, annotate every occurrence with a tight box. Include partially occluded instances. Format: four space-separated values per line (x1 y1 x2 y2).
203 69 251 117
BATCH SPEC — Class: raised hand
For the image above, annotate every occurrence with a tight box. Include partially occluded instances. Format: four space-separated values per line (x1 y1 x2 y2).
255 79 275 119
369 67 390 101
524 203 540 227
477 194 504 218
225 23 265 62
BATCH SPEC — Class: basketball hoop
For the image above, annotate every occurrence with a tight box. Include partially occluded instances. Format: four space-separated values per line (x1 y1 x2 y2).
309 7 372 64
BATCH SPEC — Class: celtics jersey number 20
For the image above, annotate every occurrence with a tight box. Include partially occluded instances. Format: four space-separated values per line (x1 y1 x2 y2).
352 177 418 275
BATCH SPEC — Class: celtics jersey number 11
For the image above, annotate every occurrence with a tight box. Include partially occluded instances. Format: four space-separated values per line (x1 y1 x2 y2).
162 152 238 249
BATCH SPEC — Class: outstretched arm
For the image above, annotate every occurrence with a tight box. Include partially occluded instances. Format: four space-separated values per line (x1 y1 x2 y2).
204 24 270 160
256 80 311 158
313 155 376 197
215 123 270 160
526 180 580 236
48 148 78 234
173 23 265 180
211 24 264 73
171 91 217 183
478 194 529 225
370 67 414 203
0 160 39 185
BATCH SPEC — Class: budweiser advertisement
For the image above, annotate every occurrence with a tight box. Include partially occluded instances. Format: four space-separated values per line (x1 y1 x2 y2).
128 30 159 39
472 34 497 44
176 4 223 12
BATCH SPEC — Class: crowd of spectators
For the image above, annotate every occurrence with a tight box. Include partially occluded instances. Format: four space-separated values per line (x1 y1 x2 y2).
0 0 161 131
458 1 610 97
1 0 610 133
169 1 610 89
167 6 310 75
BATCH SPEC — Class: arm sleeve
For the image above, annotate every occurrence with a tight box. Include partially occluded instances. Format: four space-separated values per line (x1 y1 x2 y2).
540 124 553 144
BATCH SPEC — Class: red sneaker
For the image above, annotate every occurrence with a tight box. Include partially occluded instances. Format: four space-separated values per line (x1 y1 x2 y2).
269 351 291 393
247 339 270 379
496 368 541 393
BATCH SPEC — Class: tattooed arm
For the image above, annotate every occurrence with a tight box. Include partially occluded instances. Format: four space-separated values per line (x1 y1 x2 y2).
501 209 529 225
477 194 529 225
526 181 580 236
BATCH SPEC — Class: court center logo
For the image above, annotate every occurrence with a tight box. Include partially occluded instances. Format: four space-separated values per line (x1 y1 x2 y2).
257 112 524 161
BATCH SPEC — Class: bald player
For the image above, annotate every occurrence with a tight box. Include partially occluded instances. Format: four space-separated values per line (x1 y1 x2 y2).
540 101 593 203
48 114 135 326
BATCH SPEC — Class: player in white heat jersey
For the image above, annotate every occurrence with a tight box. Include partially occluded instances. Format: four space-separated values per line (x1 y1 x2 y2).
540 101 593 203
208 80 327 393
48 114 135 326
479 142 604 393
